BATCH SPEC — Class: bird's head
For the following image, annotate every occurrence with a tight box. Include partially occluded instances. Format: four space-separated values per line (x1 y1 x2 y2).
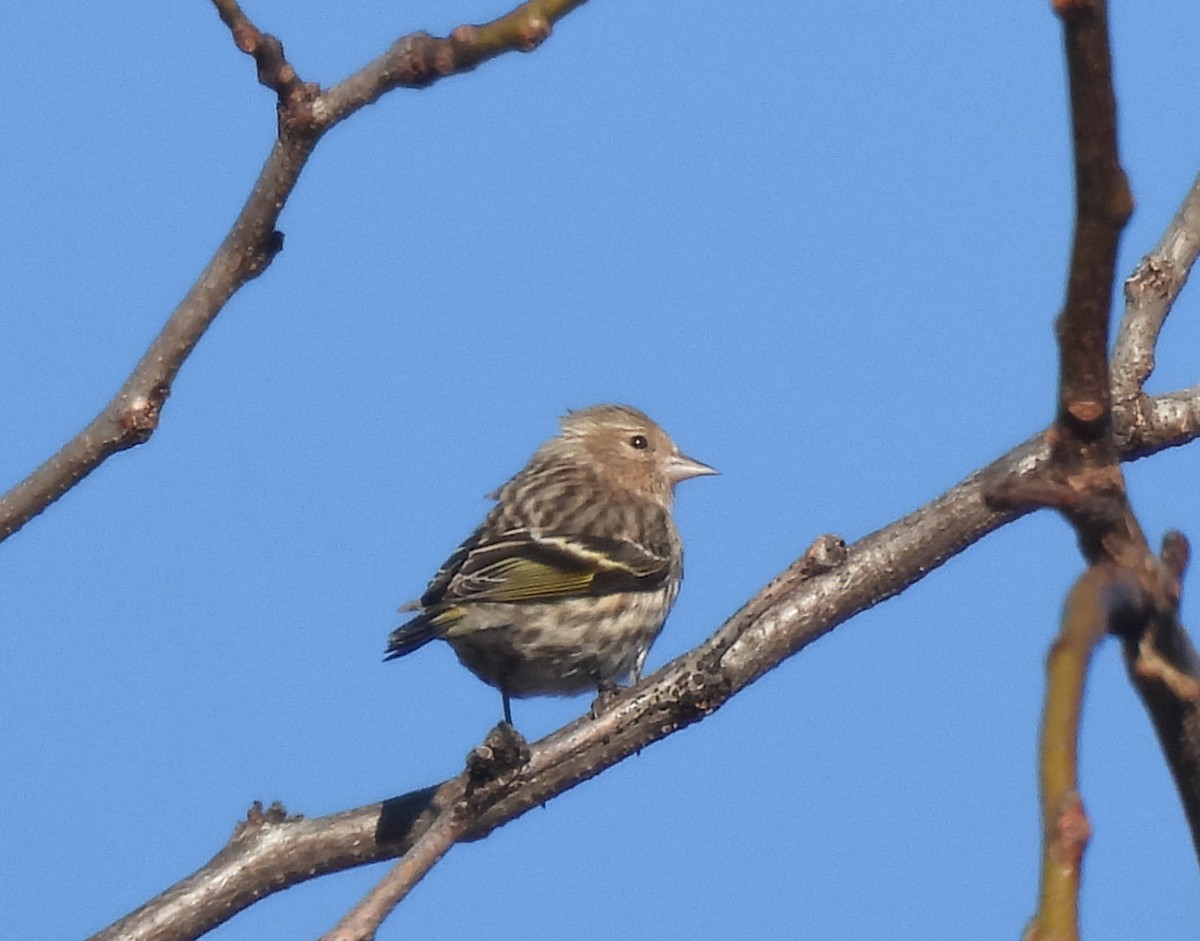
554 404 718 506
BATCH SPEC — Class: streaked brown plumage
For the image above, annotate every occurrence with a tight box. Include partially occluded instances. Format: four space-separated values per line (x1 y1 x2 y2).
385 404 716 724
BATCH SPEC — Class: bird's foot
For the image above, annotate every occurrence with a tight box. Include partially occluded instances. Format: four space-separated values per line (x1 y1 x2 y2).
466 722 530 784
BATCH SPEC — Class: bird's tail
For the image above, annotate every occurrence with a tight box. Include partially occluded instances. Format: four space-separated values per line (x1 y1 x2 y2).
383 607 459 661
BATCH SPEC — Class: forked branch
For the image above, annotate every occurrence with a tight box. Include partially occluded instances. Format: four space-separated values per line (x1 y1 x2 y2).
0 0 587 544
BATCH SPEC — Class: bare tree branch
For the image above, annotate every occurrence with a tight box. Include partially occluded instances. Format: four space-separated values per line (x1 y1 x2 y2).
1114 170 1200 449
84 436 1038 941
318 784 467 941
1118 534 1200 865
1084 18 1200 877
1029 565 1136 940
318 726 530 941
1120 385 1200 458
8 2 1200 939
0 0 587 544
1012 2 1196 937
212 0 315 106
85 380 1200 941
1052 0 1131 454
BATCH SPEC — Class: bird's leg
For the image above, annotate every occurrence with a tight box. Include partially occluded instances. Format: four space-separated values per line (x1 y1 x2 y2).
502 691 513 726
589 680 623 719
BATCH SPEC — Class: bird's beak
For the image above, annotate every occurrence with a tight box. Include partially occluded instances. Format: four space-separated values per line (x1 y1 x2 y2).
666 452 719 484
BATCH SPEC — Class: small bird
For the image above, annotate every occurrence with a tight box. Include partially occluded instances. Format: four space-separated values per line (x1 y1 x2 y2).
385 404 717 725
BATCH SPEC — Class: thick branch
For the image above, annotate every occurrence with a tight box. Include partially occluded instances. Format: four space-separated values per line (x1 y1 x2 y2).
1123 630 1200 857
1118 533 1200 863
1043 0 1200 871
1014 0 1200 931
88 387 1200 941
1052 0 1132 443
1109 177 1200 811
85 430 1036 941
1016 2 1200 933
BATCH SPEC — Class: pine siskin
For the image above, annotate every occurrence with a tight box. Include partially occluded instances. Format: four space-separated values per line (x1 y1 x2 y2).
385 404 717 724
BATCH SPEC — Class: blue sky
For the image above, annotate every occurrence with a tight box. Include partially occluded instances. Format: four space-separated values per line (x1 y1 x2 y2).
3 2 1200 939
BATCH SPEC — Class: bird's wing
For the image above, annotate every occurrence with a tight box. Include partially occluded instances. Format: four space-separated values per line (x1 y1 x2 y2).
431 528 672 605
411 521 488 609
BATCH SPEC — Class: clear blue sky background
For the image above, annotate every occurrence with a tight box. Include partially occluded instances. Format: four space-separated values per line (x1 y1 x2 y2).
3 3 1199 939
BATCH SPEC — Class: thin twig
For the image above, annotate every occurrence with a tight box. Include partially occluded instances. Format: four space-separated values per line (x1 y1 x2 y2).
1113 170 1200 446
319 783 468 941
0 0 588 544
211 0 312 106
318 725 530 941
1026 566 1138 941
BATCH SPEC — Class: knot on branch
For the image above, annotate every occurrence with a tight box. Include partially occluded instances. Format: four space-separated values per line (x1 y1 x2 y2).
670 666 732 726
753 532 848 606
384 33 448 89
513 15 552 52
1110 530 1188 622
1124 256 1175 305
232 800 296 841
1049 791 1091 867
799 533 849 574
117 384 169 445
1065 398 1105 425
1130 632 1200 703
245 231 285 279
1160 530 1190 598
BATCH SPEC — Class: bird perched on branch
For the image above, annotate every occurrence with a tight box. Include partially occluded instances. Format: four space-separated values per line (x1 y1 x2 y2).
385 404 717 725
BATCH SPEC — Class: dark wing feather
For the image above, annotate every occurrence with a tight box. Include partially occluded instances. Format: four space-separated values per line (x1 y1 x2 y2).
437 528 672 605
415 521 488 608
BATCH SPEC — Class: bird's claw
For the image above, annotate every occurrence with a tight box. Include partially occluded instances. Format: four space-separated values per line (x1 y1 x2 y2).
589 680 624 719
466 722 530 783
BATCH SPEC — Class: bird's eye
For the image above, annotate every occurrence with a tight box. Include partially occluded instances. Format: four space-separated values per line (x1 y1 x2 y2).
629 434 649 450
